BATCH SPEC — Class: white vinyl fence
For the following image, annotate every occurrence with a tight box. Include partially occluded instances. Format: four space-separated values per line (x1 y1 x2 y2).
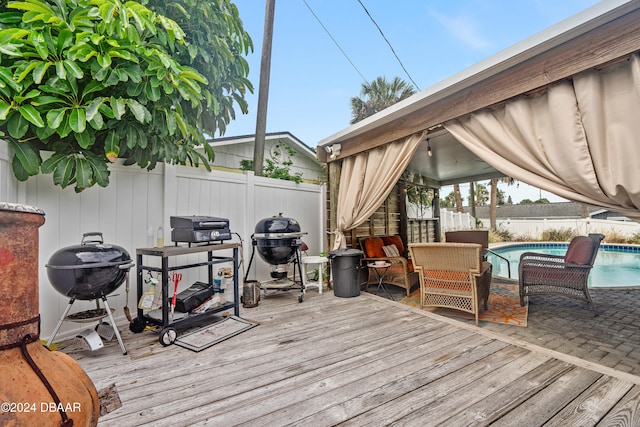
407 205 475 232
485 217 640 240
1 140 326 342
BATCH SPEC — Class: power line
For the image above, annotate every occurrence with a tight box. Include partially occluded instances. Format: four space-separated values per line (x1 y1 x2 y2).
301 0 368 84
356 0 420 91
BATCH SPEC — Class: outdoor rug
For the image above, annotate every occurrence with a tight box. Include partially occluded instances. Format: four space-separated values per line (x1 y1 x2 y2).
400 282 528 327
175 316 258 352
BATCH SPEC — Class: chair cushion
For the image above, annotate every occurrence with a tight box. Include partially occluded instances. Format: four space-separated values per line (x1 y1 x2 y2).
382 244 400 258
364 237 385 258
382 235 405 255
565 236 595 265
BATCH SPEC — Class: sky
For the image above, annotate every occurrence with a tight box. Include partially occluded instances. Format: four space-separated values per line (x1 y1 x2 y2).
225 0 603 203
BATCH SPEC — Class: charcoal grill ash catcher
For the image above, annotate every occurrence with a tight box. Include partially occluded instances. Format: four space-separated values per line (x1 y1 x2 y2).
45 232 134 354
244 213 308 303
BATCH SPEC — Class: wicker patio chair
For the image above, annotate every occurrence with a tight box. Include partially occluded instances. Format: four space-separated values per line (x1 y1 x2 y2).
518 233 605 314
409 243 492 326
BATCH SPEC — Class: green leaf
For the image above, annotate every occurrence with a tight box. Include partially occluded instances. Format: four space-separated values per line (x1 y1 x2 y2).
0 101 11 120
75 129 91 148
104 130 119 159
33 61 52 84
97 53 111 68
9 139 40 175
75 157 92 191
110 97 125 119
69 107 86 133
15 61 38 84
35 124 55 140
32 95 64 106
85 97 103 121
84 152 110 187
126 98 146 123
7 1 56 17
7 112 29 138
19 104 44 127
29 30 48 59
46 107 67 129
88 110 103 129
164 108 176 135
81 80 106 99
56 29 73 52
0 68 22 91
41 152 67 173
55 61 66 79
52 156 75 188
174 111 187 137
0 11 23 24
63 59 83 79
12 154 30 181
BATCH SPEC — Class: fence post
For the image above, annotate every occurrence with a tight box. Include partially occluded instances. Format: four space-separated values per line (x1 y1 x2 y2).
244 171 256 266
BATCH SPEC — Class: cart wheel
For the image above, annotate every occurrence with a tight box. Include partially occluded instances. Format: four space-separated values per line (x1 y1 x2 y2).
159 327 177 346
298 294 304 303
129 317 146 333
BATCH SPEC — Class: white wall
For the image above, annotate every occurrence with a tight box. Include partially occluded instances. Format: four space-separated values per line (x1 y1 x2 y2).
211 138 325 183
1 140 326 342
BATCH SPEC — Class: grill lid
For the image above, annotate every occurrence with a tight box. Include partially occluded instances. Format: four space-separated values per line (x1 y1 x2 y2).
46 232 132 270
253 213 304 239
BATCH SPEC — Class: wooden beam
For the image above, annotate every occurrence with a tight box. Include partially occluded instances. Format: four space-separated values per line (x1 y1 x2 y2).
328 161 340 249
324 6 640 161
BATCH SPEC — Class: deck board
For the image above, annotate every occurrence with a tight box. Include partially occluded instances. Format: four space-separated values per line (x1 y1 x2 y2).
59 291 640 426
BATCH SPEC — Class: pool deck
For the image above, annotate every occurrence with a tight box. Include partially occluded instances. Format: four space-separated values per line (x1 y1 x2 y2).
372 276 640 377
63 285 640 426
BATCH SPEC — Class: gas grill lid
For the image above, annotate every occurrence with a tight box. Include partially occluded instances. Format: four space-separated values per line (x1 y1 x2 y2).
170 216 229 230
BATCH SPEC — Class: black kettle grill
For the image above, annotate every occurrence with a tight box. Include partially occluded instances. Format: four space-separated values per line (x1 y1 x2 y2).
244 214 307 303
45 232 134 354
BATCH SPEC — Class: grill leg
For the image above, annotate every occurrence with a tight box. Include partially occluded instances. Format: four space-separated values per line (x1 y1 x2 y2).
46 298 75 349
101 297 127 355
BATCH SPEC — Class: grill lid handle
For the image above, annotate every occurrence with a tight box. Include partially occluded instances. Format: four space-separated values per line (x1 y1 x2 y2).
82 232 104 245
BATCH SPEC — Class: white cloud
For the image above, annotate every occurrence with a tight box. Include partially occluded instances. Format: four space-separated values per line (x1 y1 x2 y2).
429 8 492 50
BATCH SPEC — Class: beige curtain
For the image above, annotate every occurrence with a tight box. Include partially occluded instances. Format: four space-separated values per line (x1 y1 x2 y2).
333 131 425 249
445 53 640 220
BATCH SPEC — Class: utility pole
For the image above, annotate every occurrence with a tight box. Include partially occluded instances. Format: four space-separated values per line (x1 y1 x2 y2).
253 0 275 176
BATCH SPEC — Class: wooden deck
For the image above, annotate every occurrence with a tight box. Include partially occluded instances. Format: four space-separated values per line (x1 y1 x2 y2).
65 291 640 426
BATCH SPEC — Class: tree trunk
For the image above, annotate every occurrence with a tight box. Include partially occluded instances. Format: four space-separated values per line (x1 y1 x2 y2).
453 184 463 213
580 203 590 218
490 178 498 231
469 182 476 220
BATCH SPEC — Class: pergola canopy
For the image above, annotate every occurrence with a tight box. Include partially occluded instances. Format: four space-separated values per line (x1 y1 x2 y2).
317 0 640 187
317 0 640 248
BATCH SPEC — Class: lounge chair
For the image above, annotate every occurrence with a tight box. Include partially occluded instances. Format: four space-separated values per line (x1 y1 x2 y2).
518 234 605 313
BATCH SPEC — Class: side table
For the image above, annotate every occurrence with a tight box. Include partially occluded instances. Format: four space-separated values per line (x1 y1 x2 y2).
367 262 394 300
301 255 329 294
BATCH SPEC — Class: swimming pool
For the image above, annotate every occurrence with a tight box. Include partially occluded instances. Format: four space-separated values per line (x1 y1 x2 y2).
487 243 640 288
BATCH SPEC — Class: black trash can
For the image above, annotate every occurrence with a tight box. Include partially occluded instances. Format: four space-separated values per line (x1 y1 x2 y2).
328 248 364 297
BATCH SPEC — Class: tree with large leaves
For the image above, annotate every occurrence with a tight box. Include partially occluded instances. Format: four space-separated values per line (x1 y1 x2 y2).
350 76 415 124
0 0 252 191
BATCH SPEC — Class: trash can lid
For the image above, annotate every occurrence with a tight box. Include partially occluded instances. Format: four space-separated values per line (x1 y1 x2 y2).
329 248 363 257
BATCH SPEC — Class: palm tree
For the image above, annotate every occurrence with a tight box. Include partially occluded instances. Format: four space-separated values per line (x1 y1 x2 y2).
453 184 464 213
350 76 416 124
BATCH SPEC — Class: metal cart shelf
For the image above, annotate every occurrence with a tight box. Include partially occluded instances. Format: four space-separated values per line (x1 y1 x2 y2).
130 242 241 346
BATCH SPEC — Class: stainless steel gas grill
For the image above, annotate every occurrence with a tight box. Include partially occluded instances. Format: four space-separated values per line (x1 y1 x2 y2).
244 214 307 303
170 215 231 246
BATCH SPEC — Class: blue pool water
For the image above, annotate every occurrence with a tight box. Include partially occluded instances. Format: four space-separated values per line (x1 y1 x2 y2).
487 243 640 288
